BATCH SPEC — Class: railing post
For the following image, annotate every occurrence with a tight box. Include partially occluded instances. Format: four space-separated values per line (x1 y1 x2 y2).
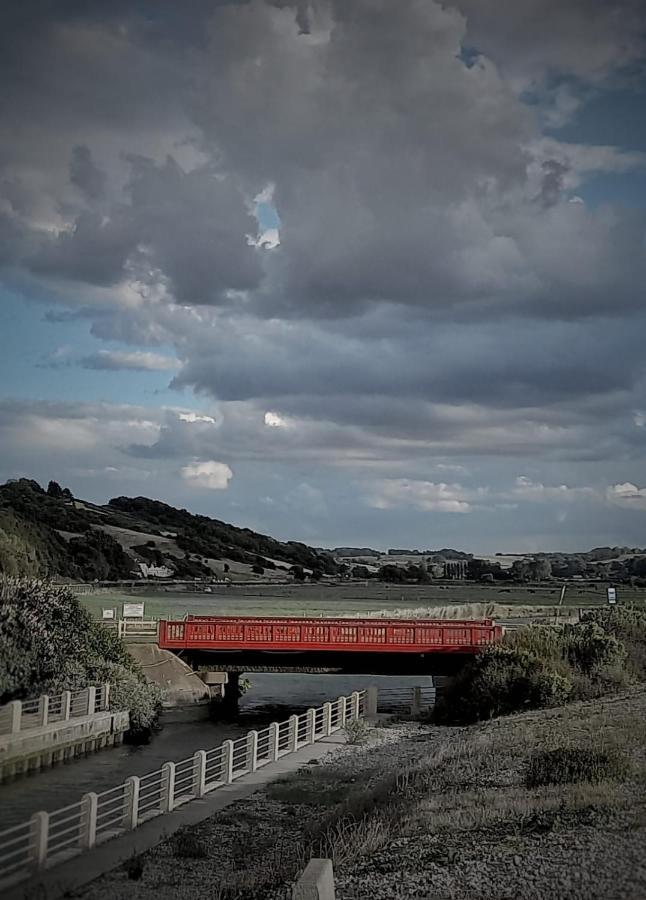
269 722 280 761
29 811 49 868
193 750 207 796
102 683 110 711
337 696 347 727
123 776 141 830
411 686 422 716
38 695 49 727
322 702 332 736
161 761 176 812
351 691 361 720
307 708 316 744
222 740 234 783
8 700 22 733
80 792 98 849
247 730 259 771
61 691 72 721
86 686 97 715
289 715 299 752
366 685 378 717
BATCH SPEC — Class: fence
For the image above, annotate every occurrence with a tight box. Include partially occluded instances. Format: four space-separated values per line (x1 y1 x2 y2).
377 685 435 715
0 685 110 736
0 690 366 890
116 619 159 639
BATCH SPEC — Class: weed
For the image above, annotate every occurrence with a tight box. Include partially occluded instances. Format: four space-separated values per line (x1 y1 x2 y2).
526 747 630 788
170 828 208 859
343 717 371 745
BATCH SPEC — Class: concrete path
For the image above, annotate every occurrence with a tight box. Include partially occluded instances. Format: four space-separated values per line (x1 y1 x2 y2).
9 731 349 900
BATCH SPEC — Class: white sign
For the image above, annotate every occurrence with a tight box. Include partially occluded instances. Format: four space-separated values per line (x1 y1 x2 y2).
123 602 145 619
607 587 617 605
101 608 116 620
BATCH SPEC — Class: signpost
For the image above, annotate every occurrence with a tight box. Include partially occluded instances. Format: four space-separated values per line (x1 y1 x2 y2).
123 602 145 619
607 586 617 605
101 608 116 620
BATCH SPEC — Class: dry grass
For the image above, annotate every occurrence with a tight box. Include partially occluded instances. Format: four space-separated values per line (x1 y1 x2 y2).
358 602 578 621
284 687 646 878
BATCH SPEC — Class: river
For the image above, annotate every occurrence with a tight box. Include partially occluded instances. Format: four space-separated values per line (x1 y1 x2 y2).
1 671 432 828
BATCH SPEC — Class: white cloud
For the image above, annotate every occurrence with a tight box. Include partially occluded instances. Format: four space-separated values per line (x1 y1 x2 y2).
180 460 233 490
367 479 478 513
606 483 646 510
178 412 217 424
511 476 598 503
81 350 181 371
264 411 287 428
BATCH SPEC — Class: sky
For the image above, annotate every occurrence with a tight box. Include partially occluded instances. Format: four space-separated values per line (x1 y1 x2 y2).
1 0 646 554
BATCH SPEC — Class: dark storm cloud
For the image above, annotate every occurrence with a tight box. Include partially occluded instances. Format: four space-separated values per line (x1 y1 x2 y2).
69 146 107 202
1 0 646 550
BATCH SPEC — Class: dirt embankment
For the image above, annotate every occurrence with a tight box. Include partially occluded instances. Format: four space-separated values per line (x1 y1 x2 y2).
81 688 646 900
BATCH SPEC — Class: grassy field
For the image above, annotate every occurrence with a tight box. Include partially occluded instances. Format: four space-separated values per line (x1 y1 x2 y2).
79 580 646 620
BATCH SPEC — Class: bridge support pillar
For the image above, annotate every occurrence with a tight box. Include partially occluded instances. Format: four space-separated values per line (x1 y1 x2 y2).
365 685 378 718
220 672 240 720
432 675 456 707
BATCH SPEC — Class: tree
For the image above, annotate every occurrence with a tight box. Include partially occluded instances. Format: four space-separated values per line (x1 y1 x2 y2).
292 565 306 581
47 481 64 499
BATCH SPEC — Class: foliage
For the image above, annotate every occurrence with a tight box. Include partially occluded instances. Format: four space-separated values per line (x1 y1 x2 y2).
435 607 646 725
171 828 208 859
433 645 572 725
343 717 371 745
579 606 646 679
108 495 338 574
0 578 159 736
526 747 630 788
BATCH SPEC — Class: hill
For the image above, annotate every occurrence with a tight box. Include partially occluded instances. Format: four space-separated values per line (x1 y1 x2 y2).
0 478 337 581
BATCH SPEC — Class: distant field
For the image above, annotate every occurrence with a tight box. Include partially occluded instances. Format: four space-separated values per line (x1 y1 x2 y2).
80 580 645 620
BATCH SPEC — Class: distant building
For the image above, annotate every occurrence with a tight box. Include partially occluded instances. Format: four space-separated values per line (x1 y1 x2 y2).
138 563 173 578
443 560 467 580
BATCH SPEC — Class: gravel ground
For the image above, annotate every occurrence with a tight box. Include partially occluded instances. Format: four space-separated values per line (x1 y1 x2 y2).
79 690 646 900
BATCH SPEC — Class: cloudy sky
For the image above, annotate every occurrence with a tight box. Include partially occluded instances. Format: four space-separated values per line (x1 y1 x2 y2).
1 0 645 553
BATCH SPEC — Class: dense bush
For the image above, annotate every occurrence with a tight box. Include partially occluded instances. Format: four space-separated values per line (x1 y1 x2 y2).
526 747 630 787
434 645 572 724
434 607 646 725
580 606 646 679
0 578 160 737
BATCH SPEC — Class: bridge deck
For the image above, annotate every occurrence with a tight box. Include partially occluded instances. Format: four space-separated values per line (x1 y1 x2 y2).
158 615 502 654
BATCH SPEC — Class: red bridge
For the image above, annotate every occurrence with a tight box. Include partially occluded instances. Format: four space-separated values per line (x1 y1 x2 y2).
159 615 502 675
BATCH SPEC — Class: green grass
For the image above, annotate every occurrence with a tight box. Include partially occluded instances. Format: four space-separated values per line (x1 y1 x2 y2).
79 581 645 620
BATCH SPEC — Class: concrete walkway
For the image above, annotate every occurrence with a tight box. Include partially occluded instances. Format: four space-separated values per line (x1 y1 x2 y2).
8 730 350 900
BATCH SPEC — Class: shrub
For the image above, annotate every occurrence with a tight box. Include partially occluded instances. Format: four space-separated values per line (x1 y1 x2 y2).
343 718 371 745
526 747 630 788
433 645 572 725
580 606 646 679
171 828 208 859
0 577 160 737
564 622 626 675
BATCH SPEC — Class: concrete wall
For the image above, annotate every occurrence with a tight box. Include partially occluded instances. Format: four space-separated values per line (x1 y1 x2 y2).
0 711 129 781
127 643 213 720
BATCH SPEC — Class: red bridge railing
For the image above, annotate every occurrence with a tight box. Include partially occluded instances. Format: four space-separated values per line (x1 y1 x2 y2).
158 616 502 654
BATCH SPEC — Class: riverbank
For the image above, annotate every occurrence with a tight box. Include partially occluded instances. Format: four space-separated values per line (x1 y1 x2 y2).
79 686 646 900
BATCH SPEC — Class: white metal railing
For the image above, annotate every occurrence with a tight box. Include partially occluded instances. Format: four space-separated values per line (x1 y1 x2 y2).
117 619 159 638
0 685 111 736
377 685 435 714
0 690 366 890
